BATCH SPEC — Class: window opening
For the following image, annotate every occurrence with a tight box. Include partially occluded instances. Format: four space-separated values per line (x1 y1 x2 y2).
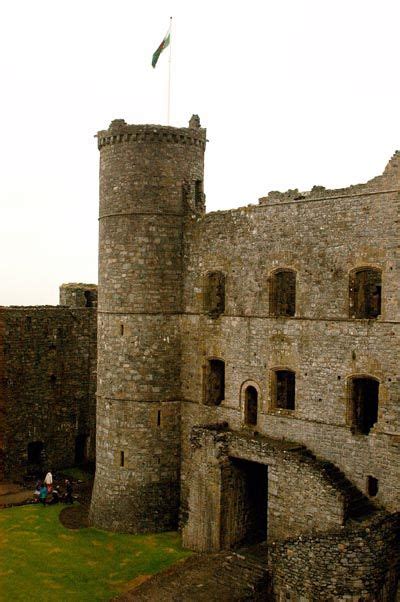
120 451 125 467
350 268 381 318
274 370 295 410
204 272 225 318
84 290 95 308
194 180 203 210
245 386 258 425
205 359 225 406
349 377 379 435
270 270 296 317
367 476 378 497
157 410 161 426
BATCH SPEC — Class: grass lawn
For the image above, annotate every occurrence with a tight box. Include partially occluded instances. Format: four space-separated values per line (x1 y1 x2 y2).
60 467 92 482
0 504 191 601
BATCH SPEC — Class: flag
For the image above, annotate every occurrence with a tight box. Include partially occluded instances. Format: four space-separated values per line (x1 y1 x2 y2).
152 25 171 68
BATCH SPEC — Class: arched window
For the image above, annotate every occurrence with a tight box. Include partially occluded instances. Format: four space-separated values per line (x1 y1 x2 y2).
204 359 225 405
244 386 258 425
349 268 381 318
348 376 379 435
269 269 296 317
27 441 44 464
204 271 225 317
272 369 295 410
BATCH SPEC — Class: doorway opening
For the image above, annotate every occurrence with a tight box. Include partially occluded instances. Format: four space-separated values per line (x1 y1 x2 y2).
27 441 44 465
222 458 268 547
75 434 89 465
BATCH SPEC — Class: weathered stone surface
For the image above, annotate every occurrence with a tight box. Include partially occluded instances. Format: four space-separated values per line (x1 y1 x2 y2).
89 117 400 597
0 285 97 478
89 119 206 533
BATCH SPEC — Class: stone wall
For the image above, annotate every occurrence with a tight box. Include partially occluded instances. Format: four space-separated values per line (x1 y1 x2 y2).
0 299 96 479
182 426 346 551
180 155 400 513
88 116 399 596
268 513 400 601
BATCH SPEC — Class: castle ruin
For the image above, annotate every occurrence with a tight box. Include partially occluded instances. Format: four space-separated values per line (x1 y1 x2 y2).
88 116 399 599
1 114 399 599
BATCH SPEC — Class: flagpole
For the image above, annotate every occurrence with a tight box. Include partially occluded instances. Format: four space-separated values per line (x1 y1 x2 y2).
167 17 172 125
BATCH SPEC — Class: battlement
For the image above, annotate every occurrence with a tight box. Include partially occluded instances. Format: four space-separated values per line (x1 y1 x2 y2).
97 116 207 151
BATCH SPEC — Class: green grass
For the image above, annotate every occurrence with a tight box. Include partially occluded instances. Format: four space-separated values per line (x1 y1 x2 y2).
59 467 92 482
0 505 191 601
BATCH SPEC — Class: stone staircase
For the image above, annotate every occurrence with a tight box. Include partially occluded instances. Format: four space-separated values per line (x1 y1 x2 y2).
299 449 378 523
117 442 380 601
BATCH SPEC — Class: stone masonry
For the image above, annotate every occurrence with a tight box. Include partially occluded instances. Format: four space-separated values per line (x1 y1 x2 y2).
0 284 97 479
86 116 400 599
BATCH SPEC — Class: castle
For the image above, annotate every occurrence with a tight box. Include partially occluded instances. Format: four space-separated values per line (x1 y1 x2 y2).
88 116 399 599
1 115 399 599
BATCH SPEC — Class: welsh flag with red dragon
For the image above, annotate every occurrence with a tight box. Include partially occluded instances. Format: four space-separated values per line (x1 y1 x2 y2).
152 27 170 68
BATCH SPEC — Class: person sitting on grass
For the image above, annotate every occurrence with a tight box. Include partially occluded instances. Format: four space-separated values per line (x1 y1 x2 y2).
44 470 53 494
64 479 73 504
39 484 48 506
33 479 42 502
49 486 60 505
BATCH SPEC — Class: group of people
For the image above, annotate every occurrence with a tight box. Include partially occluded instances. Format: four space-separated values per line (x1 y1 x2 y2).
34 471 74 506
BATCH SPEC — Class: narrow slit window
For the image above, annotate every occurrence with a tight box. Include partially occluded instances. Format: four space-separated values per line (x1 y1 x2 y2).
120 451 125 467
367 476 378 497
120 324 124 336
157 410 161 426
194 180 203 210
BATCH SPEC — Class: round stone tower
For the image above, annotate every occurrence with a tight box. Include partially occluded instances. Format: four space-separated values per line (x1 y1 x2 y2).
89 116 206 533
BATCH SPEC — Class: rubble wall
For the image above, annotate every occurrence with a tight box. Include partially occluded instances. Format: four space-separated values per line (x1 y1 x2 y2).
0 305 96 478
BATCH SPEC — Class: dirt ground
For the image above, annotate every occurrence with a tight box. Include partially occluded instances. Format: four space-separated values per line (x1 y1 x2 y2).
0 482 32 507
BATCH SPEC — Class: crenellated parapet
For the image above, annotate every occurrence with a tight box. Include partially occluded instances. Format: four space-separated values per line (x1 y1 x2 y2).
97 119 206 151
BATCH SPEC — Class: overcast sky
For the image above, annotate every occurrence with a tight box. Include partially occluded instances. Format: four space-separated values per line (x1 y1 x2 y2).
0 0 399 305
